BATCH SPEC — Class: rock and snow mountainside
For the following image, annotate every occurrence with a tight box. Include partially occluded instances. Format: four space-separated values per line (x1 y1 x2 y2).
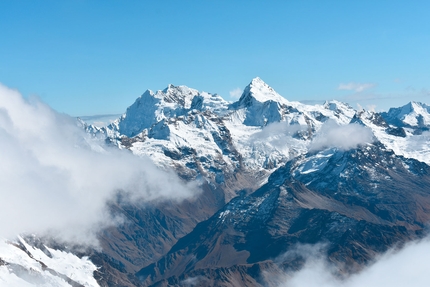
0 236 99 287
93 81 430 286
3 77 430 286
137 142 430 286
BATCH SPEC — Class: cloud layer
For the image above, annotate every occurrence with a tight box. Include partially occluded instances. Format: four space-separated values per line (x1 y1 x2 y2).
0 84 197 245
309 120 374 151
280 239 430 287
250 122 306 149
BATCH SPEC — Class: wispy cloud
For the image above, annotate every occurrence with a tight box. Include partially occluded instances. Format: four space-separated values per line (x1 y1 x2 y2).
0 83 198 246
338 82 376 92
229 87 243 99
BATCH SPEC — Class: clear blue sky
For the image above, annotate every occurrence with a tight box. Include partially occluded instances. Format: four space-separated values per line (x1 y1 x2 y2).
1 1 430 116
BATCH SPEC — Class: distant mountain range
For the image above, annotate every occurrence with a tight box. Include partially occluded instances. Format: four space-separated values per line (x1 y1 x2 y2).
2 78 430 286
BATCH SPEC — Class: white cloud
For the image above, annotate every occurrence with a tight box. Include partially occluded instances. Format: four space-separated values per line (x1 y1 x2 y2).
338 82 376 92
250 122 307 149
0 84 198 246
181 276 205 286
250 121 373 154
229 87 243 99
279 238 430 287
309 120 374 151
366 104 376 112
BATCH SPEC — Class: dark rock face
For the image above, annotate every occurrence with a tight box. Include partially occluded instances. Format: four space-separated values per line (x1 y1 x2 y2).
386 126 406 137
78 182 227 286
135 143 430 286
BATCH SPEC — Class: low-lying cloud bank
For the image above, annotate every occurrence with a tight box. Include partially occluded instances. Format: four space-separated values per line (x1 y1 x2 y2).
250 122 306 149
280 239 430 287
249 120 374 153
309 120 374 151
0 84 198 245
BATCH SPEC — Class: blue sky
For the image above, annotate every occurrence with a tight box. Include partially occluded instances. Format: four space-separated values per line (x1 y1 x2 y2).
1 1 430 116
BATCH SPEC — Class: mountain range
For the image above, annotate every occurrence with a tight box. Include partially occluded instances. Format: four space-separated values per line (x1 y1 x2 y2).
1 77 430 286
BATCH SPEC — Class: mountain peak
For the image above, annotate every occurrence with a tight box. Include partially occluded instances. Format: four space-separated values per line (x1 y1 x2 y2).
164 83 175 91
382 101 430 128
249 76 265 86
157 84 198 106
247 77 274 93
237 77 288 107
409 101 430 111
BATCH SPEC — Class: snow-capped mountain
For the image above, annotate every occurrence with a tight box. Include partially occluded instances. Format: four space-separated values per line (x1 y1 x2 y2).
117 84 229 138
82 77 430 196
83 78 368 200
382 101 430 129
356 107 430 165
4 77 430 286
